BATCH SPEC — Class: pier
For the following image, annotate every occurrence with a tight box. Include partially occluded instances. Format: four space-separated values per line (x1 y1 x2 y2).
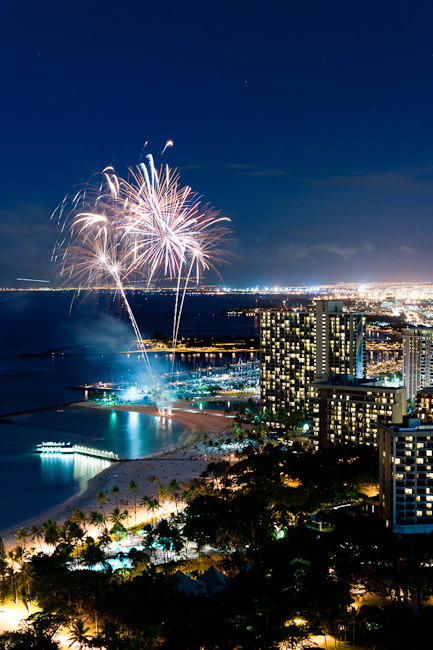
36 442 120 462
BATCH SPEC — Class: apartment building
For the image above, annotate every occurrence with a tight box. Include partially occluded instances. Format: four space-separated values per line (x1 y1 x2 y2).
379 418 433 534
260 300 366 416
403 328 433 401
308 376 406 447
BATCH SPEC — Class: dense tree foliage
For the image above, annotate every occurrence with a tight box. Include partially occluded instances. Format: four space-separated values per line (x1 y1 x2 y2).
1 437 433 649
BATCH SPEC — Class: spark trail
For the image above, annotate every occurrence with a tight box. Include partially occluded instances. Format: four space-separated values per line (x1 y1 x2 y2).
52 154 233 382
52 168 154 378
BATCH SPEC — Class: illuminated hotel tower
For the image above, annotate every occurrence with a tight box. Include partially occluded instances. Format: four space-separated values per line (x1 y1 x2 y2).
315 300 365 380
260 300 366 415
379 418 433 534
403 328 433 401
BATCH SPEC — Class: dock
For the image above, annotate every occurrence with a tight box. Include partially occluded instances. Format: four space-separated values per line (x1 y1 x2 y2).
36 442 120 462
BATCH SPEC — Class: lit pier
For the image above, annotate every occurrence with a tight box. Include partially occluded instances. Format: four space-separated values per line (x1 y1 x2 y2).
36 442 120 461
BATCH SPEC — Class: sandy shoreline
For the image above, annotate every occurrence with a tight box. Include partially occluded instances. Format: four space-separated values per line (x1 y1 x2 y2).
0 401 234 548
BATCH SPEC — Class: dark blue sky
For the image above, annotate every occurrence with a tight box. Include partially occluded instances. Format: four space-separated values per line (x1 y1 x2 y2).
2 0 433 287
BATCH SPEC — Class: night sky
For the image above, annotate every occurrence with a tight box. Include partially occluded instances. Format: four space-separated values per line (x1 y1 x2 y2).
2 1 433 287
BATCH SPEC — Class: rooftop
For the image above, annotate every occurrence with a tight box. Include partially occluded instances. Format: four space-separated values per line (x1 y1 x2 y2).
383 416 433 432
312 374 403 389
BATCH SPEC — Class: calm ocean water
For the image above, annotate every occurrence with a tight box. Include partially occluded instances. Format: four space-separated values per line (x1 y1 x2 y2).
0 407 189 530
0 291 261 529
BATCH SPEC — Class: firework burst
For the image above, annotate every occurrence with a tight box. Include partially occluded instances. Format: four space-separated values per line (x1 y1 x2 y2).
52 167 154 376
52 154 233 380
119 156 203 283
117 155 233 361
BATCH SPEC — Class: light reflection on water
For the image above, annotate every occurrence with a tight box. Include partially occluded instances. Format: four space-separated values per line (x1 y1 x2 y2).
124 411 175 458
127 411 141 459
21 407 189 459
40 454 111 488
0 407 189 530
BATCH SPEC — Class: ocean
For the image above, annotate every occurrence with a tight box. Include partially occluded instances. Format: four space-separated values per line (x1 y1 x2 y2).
0 290 262 530
0 291 263 414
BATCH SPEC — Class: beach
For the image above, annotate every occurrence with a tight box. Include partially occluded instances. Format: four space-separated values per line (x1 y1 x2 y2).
0 402 235 548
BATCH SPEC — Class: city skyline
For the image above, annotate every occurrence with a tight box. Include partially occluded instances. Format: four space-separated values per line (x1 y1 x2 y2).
2 2 433 287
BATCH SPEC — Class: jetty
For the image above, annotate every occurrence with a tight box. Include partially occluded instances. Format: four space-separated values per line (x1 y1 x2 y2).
36 442 120 462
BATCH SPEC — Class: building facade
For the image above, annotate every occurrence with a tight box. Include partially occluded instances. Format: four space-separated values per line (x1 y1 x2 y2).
260 300 366 416
315 300 366 380
308 377 407 447
403 327 433 401
379 418 433 534
260 309 316 414
415 387 433 421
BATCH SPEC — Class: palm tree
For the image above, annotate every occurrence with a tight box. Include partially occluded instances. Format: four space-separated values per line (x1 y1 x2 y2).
15 527 29 548
88 510 107 534
30 525 44 552
7 546 32 611
140 495 151 522
168 479 181 512
58 521 86 567
148 498 160 523
42 520 59 551
6 548 20 603
96 490 108 516
81 539 107 570
0 538 9 607
98 527 112 549
16 548 32 612
71 509 87 533
154 519 184 562
111 484 120 507
109 507 129 535
59 520 84 546
68 619 91 649
127 480 140 527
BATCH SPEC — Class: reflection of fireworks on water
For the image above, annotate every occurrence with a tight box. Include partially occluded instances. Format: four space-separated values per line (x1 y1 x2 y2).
52 154 233 381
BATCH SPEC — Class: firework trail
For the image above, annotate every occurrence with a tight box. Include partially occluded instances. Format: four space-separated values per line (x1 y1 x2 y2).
138 141 149 164
161 139 173 156
171 216 233 359
52 154 233 382
118 155 233 370
119 156 201 282
51 167 154 377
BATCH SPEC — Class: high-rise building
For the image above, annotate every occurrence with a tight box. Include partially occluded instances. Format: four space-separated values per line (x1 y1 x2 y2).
260 300 366 416
403 327 433 401
415 387 433 421
315 300 366 380
379 418 433 534
308 376 406 447
260 309 315 414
